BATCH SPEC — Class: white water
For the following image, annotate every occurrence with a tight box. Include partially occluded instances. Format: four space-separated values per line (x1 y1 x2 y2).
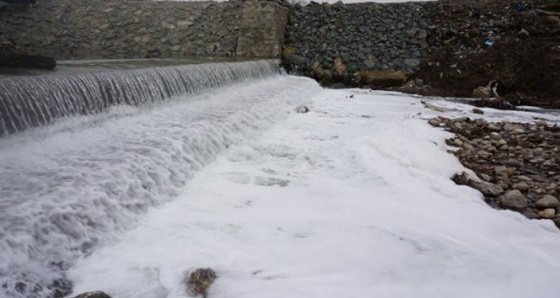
2 72 560 298
63 86 560 298
0 60 279 137
0 75 321 298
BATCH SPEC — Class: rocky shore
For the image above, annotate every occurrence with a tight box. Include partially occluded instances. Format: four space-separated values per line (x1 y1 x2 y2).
428 115 560 229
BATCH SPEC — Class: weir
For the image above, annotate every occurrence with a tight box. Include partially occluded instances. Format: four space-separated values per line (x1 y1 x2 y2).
0 60 280 137
0 60 320 298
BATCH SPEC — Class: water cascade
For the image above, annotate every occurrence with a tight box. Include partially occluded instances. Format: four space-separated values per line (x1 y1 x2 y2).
0 60 280 137
0 60 321 298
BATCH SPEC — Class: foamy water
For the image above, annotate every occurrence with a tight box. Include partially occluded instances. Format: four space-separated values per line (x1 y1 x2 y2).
0 75 321 298
2 71 560 298
68 87 560 298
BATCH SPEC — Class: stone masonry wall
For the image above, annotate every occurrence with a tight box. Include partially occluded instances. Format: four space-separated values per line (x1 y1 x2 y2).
0 0 288 59
283 2 430 74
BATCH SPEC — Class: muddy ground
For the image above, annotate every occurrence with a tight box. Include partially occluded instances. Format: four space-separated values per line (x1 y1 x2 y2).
407 0 560 108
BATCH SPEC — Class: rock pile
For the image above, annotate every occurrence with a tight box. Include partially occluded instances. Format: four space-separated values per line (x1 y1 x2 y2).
282 1 430 85
428 116 560 228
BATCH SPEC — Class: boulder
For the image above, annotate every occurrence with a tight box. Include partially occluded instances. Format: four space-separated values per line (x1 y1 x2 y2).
498 190 529 211
186 268 217 298
468 180 504 197
535 195 559 209
353 70 409 87
295 105 309 113
73 291 112 298
473 86 491 98
538 208 556 219
311 61 333 86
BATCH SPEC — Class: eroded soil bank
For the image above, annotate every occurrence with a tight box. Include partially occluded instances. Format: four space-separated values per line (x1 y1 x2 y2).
411 0 560 108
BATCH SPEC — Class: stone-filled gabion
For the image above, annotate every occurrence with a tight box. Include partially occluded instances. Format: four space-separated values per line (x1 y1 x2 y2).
283 2 431 74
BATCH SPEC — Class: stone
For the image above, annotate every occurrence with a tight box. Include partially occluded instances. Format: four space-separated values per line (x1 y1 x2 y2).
428 118 441 127
177 20 193 29
284 54 309 67
512 182 529 192
535 120 548 127
332 57 346 75
468 180 504 197
186 268 217 298
487 123 501 131
498 190 529 211
311 61 333 86
295 105 309 113
494 166 508 177
538 208 556 219
535 195 559 209
403 58 420 67
73 291 113 298
473 86 491 98
472 108 484 114
354 70 409 87
479 173 491 182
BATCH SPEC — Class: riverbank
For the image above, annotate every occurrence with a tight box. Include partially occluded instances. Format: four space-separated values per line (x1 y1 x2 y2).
428 114 559 229
282 0 559 109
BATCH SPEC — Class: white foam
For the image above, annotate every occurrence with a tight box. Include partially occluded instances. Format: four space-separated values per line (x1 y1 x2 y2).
0 75 321 298
67 87 560 298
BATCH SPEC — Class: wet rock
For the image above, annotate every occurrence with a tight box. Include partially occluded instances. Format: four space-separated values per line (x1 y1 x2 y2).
452 172 503 197
498 190 529 211
354 70 409 87
538 208 556 219
472 108 484 114
535 195 559 209
473 86 491 98
469 180 504 197
311 61 333 86
186 268 217 298
295 105 309 113
73 291 113 298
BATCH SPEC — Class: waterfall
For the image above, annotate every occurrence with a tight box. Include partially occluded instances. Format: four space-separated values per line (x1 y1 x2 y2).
0 61 320 297
0 60 280 137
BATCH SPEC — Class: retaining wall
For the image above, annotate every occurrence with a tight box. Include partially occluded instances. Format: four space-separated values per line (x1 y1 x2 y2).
282 2 431 74
0 0 288 59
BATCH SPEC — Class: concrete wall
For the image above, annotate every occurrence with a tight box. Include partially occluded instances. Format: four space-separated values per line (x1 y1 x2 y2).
0 0 288 59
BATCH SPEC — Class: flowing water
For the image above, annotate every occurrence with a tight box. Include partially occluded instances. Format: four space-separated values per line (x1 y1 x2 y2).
0 60 279 137
0 60 322 298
